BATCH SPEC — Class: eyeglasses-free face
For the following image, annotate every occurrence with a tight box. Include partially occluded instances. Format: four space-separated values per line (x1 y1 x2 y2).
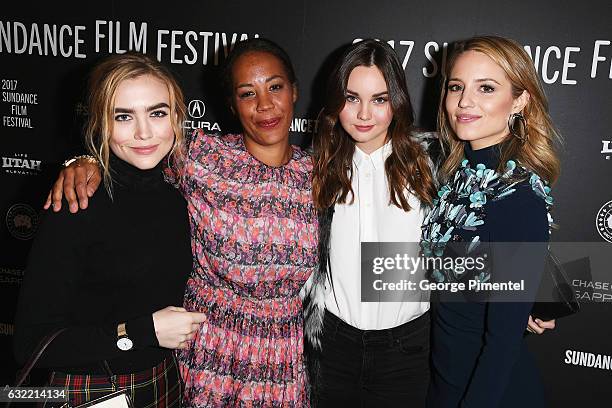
110 74 175 169
445 50 529 150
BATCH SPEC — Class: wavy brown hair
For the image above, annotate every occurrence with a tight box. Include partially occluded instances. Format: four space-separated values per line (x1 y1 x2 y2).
312 39 435 210
85 52 186 197
438 36 561 184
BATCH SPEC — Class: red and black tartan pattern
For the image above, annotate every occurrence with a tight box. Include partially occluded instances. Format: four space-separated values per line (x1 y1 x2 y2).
45 357 181 408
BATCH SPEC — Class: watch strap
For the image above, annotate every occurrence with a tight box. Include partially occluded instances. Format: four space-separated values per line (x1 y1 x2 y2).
117 322 127 338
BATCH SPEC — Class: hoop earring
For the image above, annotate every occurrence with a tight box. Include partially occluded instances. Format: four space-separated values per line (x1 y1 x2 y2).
508 112 528 143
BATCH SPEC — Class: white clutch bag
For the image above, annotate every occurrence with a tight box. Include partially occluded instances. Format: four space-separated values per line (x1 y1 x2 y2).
73 390 132 408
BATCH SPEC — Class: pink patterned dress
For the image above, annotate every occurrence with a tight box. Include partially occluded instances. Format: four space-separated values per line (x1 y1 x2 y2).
171 131 318 407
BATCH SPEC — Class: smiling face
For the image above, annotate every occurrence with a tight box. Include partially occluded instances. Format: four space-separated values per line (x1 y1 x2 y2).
230 51 297 149
338 65 393 154
109 74 174 169
445 50 528 150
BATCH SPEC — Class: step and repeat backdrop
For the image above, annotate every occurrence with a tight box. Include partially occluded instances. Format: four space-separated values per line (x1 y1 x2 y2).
1 0 611 405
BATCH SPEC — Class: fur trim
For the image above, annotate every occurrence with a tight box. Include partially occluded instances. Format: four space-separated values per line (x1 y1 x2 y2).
302 207 333 350
411 131 444 189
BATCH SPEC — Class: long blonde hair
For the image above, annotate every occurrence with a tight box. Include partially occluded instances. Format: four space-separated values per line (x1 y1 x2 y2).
85 52 186 196
438 36 561 184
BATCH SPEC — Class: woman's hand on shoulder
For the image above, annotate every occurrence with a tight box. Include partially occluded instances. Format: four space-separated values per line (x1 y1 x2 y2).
44 157 102 213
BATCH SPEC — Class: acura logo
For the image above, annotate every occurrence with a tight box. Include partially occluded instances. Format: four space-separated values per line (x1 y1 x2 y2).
188 100 206 118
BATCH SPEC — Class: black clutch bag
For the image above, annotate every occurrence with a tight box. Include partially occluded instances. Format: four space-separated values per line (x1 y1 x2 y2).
530 251 580 321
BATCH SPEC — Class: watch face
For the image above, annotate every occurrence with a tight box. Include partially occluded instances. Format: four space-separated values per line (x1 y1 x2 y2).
117 337 133 351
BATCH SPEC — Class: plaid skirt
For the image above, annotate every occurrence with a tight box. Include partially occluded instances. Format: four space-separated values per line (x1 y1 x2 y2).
45 357 181 408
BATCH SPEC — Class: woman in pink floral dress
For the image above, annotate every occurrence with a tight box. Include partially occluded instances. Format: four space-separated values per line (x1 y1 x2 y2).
173 128 316 407
48 38 318 407
170 39 318 407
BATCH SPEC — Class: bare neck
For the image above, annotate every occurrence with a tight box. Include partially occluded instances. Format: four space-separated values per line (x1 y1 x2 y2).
244 137 293 167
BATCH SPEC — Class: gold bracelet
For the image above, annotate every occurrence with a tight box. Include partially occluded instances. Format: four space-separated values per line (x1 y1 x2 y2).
62 155 98 168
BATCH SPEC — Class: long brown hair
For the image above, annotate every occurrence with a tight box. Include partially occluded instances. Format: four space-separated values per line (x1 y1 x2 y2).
85 52 186 197
438 36 561 184
312 39 435 210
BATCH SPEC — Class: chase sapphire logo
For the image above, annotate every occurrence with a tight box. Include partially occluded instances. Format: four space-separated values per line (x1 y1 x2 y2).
6 203 39 240
596 200 612 243
188 100 206 119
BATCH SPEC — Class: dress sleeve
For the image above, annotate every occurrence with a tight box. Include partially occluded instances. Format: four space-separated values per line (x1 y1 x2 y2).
461 186 549 408
13 205 158 368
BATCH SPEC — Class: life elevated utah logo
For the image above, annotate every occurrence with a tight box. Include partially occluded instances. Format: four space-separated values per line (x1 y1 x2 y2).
184 99 221 132
596 200 612 243
602 140 612 160
2 153 42 175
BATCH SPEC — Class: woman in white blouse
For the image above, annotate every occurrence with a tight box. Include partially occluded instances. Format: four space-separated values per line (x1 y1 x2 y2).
307 39 437 407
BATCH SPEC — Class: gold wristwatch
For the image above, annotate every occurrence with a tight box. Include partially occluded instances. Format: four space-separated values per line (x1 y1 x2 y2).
116 322 133 351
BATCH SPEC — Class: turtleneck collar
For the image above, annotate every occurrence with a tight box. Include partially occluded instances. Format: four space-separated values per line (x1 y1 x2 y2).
464 142 502 170
109 152 166 191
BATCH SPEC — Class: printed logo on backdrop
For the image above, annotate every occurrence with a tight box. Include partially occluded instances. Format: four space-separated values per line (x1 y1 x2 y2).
565 350 612 371
1 19 611 82
290 117 318 135
595 200 612 243
0 21 259 67
75 102 88 117
573 277 612 302
2 153 42 176
184 99 220 133
350 38 612 85
0 266 23 285
602 140 612 160
188 100 206 118
0 323 14 337
2 79 37 129
5 203 39 240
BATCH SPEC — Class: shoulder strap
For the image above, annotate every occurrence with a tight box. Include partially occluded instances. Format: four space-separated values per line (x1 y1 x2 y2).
14 328 67 387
